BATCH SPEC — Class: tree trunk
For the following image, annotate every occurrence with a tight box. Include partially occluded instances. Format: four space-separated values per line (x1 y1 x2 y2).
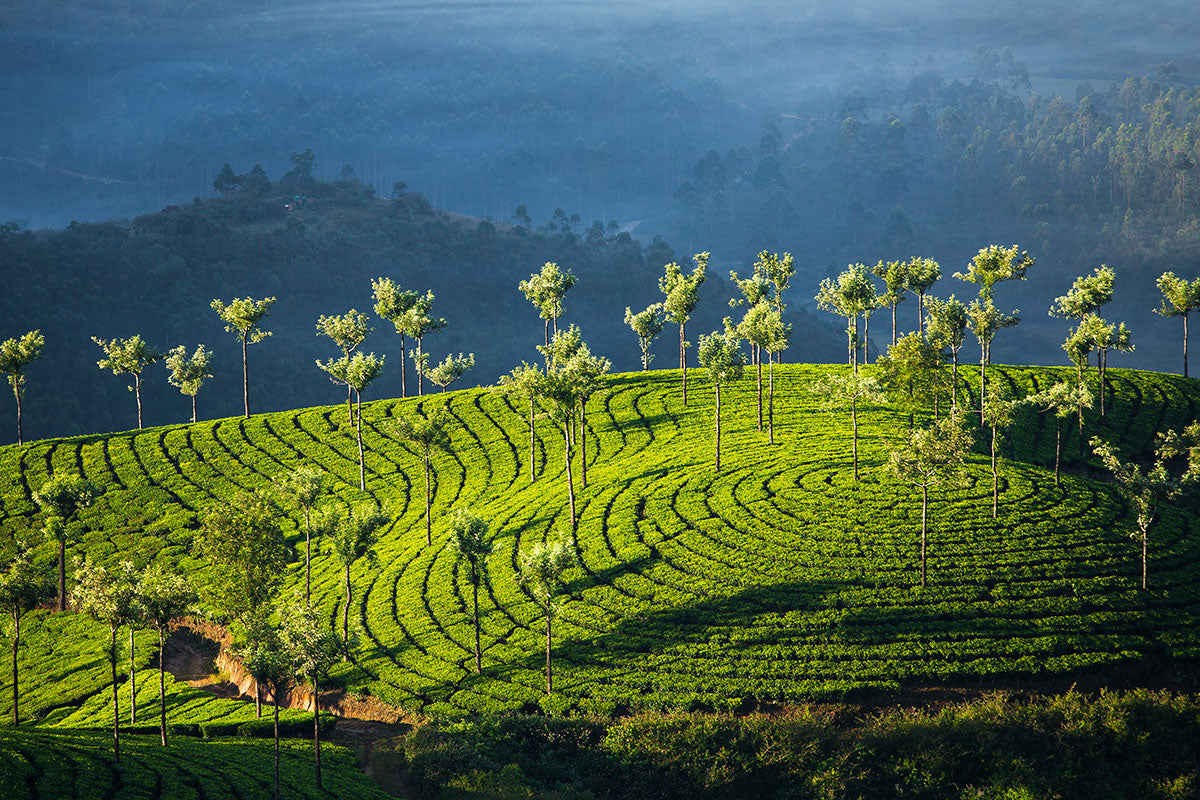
304 509 312 602
680 322 688 405
58 539 66 612
15 386 22 445
891 304 898 346
242 337 250 418
400 333 407 398
714 384 722 471
979 340 987 425
863 314 871 366
544 320 551 371
111 628 121 763
472 577 482 674
580 396 588 489
1055 419 1062 486
991 424 998 519
135 373 143 430
313 675 323 789
343 564 351 646
129 625 137 724
951 352 959 412
191 394 197 425
920 485 928 588
274 695 281 800
158 628 167 746
11 614 19 726
1184 313 1190 379
564 422 576 532
545 611 553 694
768 354 775 446
851 394 859 482
1100 349 1107 416
1142 526 1148 590
347 385 353 425
846 316 855 371
756 356 763 432
528 396 536 483
356 404 365 491
424 457 432 546
917 292 925 333
416 338 424 395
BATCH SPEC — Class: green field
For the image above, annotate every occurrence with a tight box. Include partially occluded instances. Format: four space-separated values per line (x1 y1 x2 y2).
1 364 1198 724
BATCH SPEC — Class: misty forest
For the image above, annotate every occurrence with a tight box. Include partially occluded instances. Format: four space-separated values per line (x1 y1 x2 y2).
4 2 1200 799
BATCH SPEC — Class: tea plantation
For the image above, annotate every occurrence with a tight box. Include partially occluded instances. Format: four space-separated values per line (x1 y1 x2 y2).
1 364 1198 731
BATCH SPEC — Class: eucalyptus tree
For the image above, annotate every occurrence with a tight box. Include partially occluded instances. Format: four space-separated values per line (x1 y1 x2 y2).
317 352 385 490
810 369 885 482
697 328 746 472
164 344 213 424
624 303 666 371
33 473 101 611
729 257 772 371
539 324 586 449
423 352 475 393
274 466 327 601
316 309 372 421
280 598 341 790
210 295 275 417
563 341 611 489
0 547 54 726
135 564 195 746
660 252 709 405
872 260 908 346
924 296 969 411
873 332 947 429
1049 265 1115 327
327 506 388 646
738 301 781 432
393 413 452 545
401 291 445 395
1093 319 1134 416
1030 379 1093 485
887 412 973 588
74 557 138 763
0 329 43 445
234 618 290 800
92 334 164 430
537 368 583 531
905 256 942 332
1155 272 1200 377
516 534 575 694
496 362 545 483
965 299 1019 424
449 507 494 673
816 263 877 372
757 249 795 326
372 277 419 397
1092 428 1200 589
519 261 577 350
980 385 1023 519
759 306 791 445
197 491 288 717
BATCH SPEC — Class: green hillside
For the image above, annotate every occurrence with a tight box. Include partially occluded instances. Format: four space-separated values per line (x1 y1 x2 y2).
1 364 1199 723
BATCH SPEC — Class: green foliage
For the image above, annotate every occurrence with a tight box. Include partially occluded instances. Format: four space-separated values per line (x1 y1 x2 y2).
210 297 276 345
624 304 666 370
164 344 213 401
422 353 475 393
197 492 288 624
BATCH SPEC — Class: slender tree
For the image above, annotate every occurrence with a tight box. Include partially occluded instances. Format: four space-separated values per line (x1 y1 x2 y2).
624 304 666 370
887 412 973 588
660 252 709 405
135 564 195 746
537 368 583 531
516 534 574 694
197 491 288 716
519 262 577 351
1049 265 1115 324
697 328 746 472
1093 319 1134 416
1030 379 1093 484
327 506 388 646
423 352 475 393
372 277 420 397
0 547 54 726
816 263 877 372
0 330 44 445
1155 272 1200 377
810 369 885 482
164 344 213 424
33 473 101 611
210 296 276 417
924 296 969 411
980 384 1023 519
730 258 772 373
273 467 326 602
281 599 341 791
759 307 791 446
316 309 372 422
401 291 445 395
738 301 782 433
74 557 138 763
92 335 164 430
757 250 795 329
564 342 610 489
393 413 452 545
1092 428 1199 589
236 617 290 800
496 363 545 483
449 507 494 674
872 260 908 346
317 352 385 490
905 257 942 333
966 298 1019 424
874 333 947 429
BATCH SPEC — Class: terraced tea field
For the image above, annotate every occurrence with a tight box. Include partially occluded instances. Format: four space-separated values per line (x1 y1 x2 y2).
1 364 1198 719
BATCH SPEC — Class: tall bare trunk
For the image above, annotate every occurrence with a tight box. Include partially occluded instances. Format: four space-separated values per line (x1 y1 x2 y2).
242 337 250 417
529 397 536 483
756 355 763 432
714 384 722 471
851 394 859 482
920 485 928 588
313 676 323 789
472 578 482 674
424 457 432 546
768 354 775 446
680 322 688 405
129 626 136 724
580 397 588 489
273 696 281 800
1054 420 1062 485
15 388 22 445
304 508 312 602
400 333 407 398
343 564 351 645
545 611 553 694
158 628 167 746
564 422 576 532
11 615 19 726
111 629 121 763
191 394 197 424
1184 313 1190 378
58 540 66 612
356 405 365 491
991 424 998 519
